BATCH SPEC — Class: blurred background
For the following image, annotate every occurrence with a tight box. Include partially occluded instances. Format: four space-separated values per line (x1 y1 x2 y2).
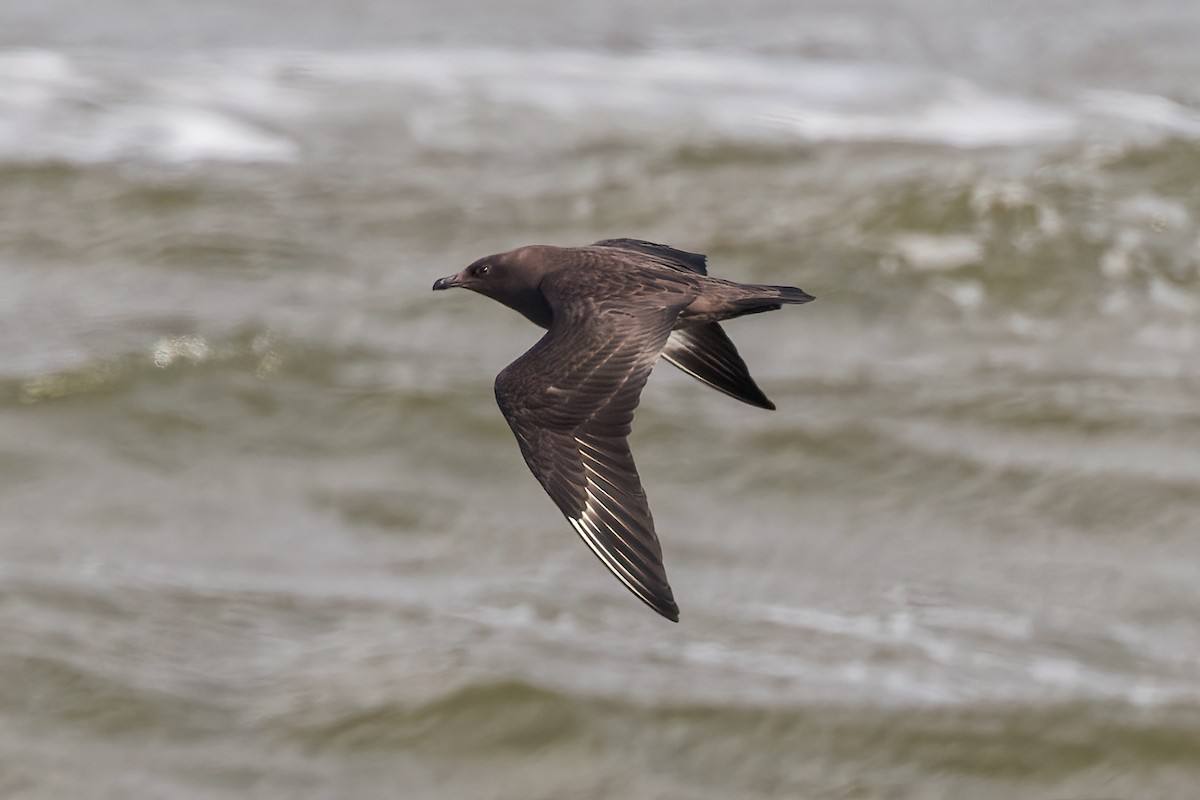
3 1 1200 797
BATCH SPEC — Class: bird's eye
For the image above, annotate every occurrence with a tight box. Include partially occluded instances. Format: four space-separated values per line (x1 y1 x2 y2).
474 264 491 277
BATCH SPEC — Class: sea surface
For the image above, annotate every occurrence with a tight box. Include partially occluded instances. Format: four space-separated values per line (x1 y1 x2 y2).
3 2 1200 798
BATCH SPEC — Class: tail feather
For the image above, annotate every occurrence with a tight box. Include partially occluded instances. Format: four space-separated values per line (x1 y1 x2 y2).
724 284 814 318
767 284 816 304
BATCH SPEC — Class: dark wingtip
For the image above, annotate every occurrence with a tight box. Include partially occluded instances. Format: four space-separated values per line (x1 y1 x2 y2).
738 389 776 410
740 383 776 410
662 325 779 410
639 586 679 622
643 591 680 622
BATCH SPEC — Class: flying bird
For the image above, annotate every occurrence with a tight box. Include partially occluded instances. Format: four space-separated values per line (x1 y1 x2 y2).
432 239 814 621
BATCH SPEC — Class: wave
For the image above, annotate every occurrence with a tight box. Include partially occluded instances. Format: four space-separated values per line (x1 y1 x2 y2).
0 650 226 735
2 328 283 402
274 677 1200 794
3 47 1199 165
0 49 297 165
9 654 1198 792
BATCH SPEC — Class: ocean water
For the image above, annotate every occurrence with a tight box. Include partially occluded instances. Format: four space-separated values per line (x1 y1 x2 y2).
3 2 1200 798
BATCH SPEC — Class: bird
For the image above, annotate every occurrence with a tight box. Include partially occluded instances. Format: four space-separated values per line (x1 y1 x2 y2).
432 239 814 621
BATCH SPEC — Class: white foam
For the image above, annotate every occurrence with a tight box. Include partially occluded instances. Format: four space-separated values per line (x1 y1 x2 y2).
752 602 1200 706
775 81 1078 147
295 48 1084 149
292 49 1200 150
101 104 297 164
1083 89 1200 137
0 49 297 165
890 233 984 273
3 48 1197 166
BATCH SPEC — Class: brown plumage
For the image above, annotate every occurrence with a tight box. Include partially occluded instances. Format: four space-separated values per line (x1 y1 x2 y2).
432 239 814 621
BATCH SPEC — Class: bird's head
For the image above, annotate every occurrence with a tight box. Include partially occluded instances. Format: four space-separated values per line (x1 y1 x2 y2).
432 246 556 328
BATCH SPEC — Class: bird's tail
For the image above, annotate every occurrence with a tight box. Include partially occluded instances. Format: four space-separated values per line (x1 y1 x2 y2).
725 283 815 317
770 285 816 305
684 277 814 323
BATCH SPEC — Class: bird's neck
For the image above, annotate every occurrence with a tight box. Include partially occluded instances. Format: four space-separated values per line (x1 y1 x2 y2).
500 288 554 329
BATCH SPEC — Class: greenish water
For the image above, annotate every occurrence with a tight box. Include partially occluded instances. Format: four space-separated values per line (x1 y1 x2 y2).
3 1 1200 797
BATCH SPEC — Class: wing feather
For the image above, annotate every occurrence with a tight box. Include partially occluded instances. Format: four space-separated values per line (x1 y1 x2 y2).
494 273 689 621
662 323 775 409
591 238 709 275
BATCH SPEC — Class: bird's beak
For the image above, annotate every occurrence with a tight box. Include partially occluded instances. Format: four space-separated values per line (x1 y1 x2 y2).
432 273 463 291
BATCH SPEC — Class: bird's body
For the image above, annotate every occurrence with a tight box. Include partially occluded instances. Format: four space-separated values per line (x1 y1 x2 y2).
432 239 813 621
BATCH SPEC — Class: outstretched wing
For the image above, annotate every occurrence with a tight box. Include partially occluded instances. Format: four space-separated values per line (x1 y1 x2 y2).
494 278 690 621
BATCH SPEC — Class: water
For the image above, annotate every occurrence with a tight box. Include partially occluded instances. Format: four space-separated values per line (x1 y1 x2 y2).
3 2 1200 797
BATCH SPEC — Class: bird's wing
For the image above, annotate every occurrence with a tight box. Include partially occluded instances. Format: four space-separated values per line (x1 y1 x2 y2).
662 323 776 410
494 278 690 621
591 238 708 275
591 241 775 409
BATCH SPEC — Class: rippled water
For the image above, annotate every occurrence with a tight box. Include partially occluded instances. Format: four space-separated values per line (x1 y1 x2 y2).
3 2 1200 798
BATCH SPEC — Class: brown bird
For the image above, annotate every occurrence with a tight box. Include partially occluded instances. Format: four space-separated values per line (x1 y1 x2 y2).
432 239 814 621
